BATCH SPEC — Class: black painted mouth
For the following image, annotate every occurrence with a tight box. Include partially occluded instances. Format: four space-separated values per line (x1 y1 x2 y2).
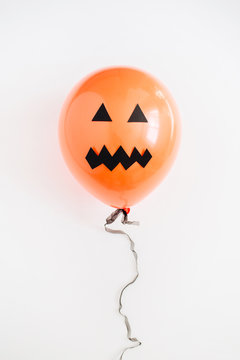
86 145 152 171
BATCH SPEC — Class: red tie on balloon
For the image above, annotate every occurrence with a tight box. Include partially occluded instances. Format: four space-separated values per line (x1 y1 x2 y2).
59 67 180 358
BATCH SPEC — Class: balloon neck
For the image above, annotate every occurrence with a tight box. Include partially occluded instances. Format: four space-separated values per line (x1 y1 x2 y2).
123 207 130 214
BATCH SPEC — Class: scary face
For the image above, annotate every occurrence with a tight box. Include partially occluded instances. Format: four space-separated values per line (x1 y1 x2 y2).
86 103 152 171
59 67 180 208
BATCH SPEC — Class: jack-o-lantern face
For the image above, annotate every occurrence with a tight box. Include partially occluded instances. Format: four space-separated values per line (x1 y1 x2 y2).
86 103 152 171
59 67 180 209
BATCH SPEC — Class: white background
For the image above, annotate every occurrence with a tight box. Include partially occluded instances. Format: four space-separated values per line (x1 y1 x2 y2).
0 0 240 359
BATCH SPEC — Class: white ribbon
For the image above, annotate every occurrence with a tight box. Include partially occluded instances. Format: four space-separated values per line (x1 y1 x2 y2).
104 209 141 359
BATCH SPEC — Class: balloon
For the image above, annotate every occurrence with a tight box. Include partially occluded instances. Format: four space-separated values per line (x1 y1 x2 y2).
59 67 180 209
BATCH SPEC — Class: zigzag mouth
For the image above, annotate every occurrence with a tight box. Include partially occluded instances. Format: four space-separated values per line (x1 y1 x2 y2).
86 145 152 171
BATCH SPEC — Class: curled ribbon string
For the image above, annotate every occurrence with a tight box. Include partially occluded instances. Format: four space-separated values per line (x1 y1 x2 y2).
104 209 141 359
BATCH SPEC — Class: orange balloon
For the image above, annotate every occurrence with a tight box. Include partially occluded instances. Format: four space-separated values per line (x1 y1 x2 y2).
59 67 180 209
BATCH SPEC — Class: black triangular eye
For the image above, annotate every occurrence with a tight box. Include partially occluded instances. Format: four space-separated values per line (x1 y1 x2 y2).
92 104 112 122
128 104 148 123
